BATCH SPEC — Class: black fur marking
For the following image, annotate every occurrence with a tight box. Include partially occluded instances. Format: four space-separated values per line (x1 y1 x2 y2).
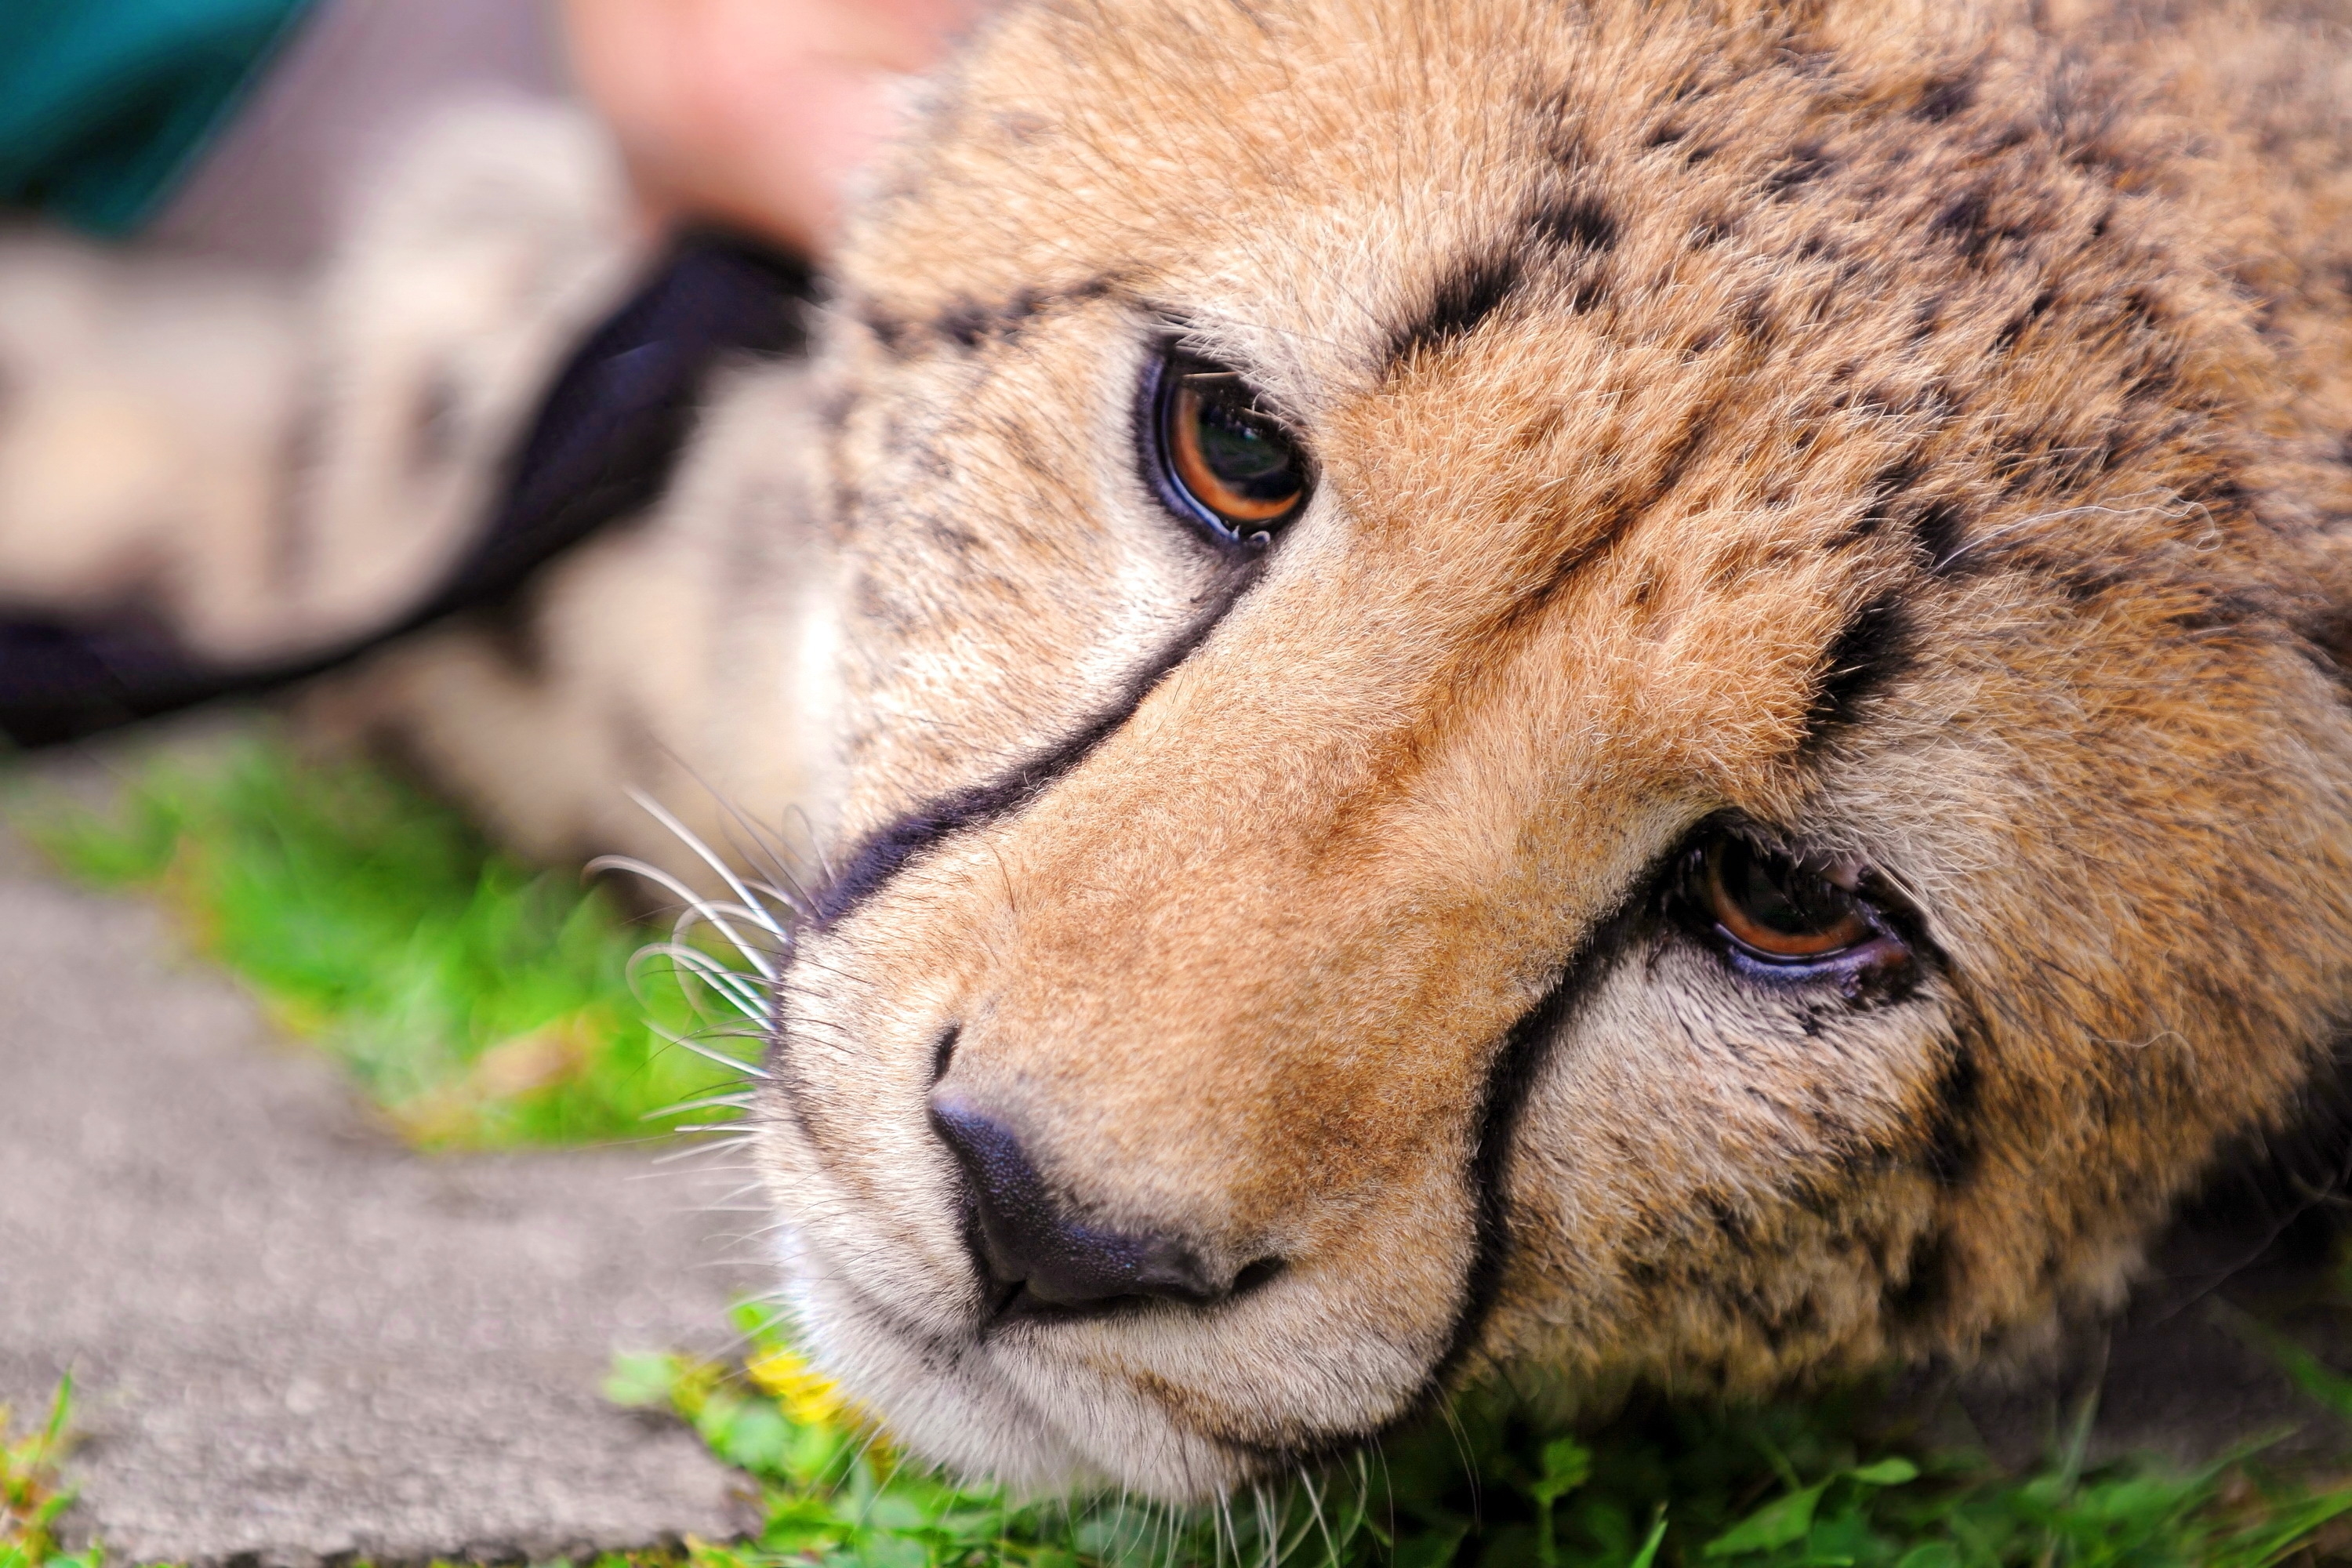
1386 187 1621 363
1765 143 1835 199
1917 1032 1984 1189
1914 72 1979 123
1565 275 1610 316
1390 252 1525 365
931 279 1116 351
1855 457 1923 539
1991 288 2057 354
1530 197 1619 253
1915 502 1969 574
1688 215 1735 251
937 301 994 349
2296 602 2352 704
1883 1226 1958 1327
1802 593 1911 745
857 303 915 353
1930 186 2030 267
810 575 1262 928
471 592 557 684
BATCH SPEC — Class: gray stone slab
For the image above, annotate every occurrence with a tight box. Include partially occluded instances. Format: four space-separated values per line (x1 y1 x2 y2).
0 840 764 1564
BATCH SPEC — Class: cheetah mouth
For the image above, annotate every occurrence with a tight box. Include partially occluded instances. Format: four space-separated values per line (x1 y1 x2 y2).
778 1218 1311 1501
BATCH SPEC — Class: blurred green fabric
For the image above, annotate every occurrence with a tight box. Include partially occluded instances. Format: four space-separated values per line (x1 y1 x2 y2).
0 0 318 235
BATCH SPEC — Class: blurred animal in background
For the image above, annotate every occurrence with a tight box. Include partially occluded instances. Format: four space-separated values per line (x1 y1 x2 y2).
6 0 2352 1512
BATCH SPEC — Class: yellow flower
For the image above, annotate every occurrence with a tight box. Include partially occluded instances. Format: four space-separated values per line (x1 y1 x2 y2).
746 1344 853 1428
746 1344 900 1471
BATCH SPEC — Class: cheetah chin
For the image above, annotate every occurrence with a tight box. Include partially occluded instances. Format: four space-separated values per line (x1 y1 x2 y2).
5 0 2352 1506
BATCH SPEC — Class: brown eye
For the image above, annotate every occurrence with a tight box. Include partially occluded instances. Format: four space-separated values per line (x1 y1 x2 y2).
1156 358 1306 539
1698 837 1875 961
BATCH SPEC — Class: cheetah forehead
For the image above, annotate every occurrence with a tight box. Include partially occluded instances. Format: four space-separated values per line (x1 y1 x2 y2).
832 0 2336 797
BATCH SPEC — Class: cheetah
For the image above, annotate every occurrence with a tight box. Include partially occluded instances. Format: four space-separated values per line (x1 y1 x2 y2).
2 0 2350 1504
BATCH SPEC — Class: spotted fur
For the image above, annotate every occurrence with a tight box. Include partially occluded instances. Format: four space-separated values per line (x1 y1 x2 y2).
5 0 2352 1507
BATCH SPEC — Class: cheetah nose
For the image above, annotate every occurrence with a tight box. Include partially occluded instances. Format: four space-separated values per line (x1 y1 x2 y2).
929 1096 1256 1317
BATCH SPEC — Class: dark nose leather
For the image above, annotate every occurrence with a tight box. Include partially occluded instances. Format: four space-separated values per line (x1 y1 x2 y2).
930 1097 1228 1315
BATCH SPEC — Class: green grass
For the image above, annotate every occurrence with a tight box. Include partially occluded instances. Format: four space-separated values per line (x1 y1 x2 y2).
0 1380 96 1568
610 1305 2352 1568
9 731 750 1149
20 732 2352 1567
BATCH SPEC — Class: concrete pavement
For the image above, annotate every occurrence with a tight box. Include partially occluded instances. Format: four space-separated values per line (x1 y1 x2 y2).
0 827 763 1564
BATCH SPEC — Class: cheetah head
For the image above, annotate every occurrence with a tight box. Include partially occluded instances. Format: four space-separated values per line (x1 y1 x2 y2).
753 0 2352 1501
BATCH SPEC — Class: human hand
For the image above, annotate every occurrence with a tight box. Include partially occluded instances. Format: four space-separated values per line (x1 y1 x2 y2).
562 0 982 258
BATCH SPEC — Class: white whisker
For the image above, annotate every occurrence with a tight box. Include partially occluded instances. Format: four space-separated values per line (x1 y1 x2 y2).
644 1019 770 1078
626 789 789 942
630 944 770 1022
586 851 785 978
643 1092 758 1120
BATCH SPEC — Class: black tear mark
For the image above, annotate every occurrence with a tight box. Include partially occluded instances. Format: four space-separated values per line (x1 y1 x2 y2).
1802 590 1911 743
1396 899 1650 1436
1877 1014 1984 1330
811 570 1261 928
1388 252 1524 365
1094 858 1662 1475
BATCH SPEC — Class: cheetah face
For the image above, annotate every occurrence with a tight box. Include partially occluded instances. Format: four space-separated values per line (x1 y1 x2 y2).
754 0 2352 1501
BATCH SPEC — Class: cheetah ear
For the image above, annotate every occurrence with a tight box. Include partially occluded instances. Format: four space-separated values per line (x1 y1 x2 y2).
0 231 811 750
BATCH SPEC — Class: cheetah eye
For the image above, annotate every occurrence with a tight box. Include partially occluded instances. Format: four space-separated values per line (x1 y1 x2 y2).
1686 836 1878 963
1152 354 1308 543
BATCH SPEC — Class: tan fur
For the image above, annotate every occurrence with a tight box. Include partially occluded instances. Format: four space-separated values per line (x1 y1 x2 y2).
5 0 2352 1506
